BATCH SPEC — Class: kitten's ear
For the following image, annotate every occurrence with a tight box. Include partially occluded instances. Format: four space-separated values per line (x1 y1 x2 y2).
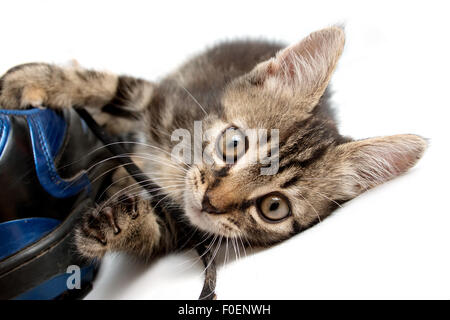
329 134 427 199
251 26 345 109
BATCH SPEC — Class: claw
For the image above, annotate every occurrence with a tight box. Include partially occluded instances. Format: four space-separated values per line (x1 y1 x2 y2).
83 226 107 245
102 207 121 234
119 194 135 208
118 194 139 219
130 209 139 220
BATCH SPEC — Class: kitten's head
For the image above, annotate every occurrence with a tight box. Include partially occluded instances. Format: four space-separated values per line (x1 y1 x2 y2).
183 27 427 246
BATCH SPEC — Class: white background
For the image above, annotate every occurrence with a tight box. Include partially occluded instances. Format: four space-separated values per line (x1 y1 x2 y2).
1 0 449 299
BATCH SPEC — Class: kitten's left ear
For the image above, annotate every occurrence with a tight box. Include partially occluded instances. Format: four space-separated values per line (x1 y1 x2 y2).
328 134 428 200
250 26 345 109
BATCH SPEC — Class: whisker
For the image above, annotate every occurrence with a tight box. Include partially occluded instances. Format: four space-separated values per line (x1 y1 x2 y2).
233 238 240 261
99 181 185 210
205 235 223 273
297 186 343 209
223 238 229 267
237 234 247 259
179 84 208 116
298 192 321 222
56 140 181 171
87 152 189 173
90 162 186 185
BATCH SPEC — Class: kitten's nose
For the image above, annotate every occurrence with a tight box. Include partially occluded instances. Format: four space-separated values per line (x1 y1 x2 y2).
201 194 226 214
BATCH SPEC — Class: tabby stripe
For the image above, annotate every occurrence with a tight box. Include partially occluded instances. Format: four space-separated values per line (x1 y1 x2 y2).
102 76 143 119
147 90 165 144
280 176 299 189
214 166 230 178
278 145 328 173
291 220 303 234
279 125 327 160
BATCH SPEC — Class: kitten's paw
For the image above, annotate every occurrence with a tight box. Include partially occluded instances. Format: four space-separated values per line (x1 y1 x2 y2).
0 63 52 109
75 195 141 258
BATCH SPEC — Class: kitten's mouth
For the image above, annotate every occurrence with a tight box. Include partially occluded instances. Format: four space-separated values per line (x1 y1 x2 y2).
183 188 237 237
185 202 218 232
183 167 238 237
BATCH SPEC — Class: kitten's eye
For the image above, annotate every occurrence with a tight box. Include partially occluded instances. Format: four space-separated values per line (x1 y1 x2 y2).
216 126 248 163
257 193 291 222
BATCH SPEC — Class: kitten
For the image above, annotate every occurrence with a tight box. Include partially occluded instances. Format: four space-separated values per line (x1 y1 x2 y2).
0 27 426 268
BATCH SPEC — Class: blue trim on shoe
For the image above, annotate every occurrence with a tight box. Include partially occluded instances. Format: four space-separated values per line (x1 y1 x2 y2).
0 218 61 261
0 114 10 156
0 108 91 198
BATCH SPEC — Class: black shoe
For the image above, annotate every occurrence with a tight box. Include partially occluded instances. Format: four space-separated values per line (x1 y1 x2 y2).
0 108 114 299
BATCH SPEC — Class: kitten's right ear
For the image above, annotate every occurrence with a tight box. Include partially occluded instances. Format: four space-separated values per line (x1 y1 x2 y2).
328 134 428 200
249 26 345 110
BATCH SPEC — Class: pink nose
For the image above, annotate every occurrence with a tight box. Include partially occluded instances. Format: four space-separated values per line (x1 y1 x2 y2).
201 194 226 214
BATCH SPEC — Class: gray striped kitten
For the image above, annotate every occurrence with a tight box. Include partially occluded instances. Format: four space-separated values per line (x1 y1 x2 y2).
0 27 426 269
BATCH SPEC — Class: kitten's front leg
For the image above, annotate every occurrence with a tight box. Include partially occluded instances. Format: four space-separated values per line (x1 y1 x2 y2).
0 62 155 133
75 195 163 259
0 63 119 110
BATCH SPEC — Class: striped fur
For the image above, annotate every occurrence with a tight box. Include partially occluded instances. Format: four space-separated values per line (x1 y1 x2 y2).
0 27 427 260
